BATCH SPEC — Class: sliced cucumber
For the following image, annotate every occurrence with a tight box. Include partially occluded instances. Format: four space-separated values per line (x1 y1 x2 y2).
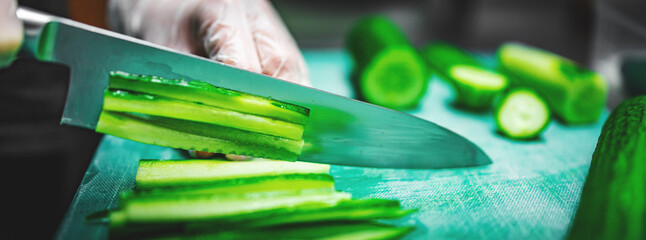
497 43 607 124
96 111 301 160
568 96 646 240
103 89 304 140
135 159 330 189
449 65 508 109
495 89 550 139
109 71 309 125
346 16 429 110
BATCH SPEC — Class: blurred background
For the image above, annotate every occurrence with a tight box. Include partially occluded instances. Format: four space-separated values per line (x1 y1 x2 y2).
2 0 645 238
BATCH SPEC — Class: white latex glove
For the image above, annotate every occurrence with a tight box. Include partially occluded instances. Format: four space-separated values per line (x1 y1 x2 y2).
109 0 309 160
0 0 22 67
108 0 309 85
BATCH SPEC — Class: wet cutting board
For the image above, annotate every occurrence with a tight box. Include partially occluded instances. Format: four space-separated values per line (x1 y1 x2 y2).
55 50 607 239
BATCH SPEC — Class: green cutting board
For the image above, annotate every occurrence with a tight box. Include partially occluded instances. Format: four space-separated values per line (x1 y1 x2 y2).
55 50 606 239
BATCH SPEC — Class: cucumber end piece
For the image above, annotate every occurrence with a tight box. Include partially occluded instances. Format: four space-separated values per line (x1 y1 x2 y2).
449 65 508 110
360 46 429 110
495 89 551 139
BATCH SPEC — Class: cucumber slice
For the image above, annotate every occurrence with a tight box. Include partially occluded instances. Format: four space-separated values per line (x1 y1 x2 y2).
103 89 304 140
449 65 508 109
568 96 646 240
495 89 550 139
346 16 429 110
109 71 309 125
135 159 330 189
497 43 607 124
96 111 301 160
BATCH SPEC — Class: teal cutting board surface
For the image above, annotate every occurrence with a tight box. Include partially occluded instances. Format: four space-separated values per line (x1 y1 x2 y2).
56 50 607 239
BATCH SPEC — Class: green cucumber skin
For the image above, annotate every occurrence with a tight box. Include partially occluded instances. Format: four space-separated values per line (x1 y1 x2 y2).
103 89 305 140
135 159 330 189
109 71 309 125
449 65 509 110
96 111 300 161
495 89 551 139
568 96 646 240
346 16 429 110
497 43 608 124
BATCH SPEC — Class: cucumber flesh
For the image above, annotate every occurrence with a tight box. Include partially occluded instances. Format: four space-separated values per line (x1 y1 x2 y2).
495 89 550 139
109 71 309 125
103 89 304 140
568 96 646 240
449 65 508 109
421 41 481 80
497 43 607 124
135 159 330 189
96 111 301 160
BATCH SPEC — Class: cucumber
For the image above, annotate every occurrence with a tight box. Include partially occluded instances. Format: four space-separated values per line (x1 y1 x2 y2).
96 112 301 160
495 89 550 139
346 15 429 110
126 174 335 198
449 65 508 109
497 43 607 124
421 41 481 80
421 42 507 110
103 89 304 140
135 159 330 189
124 223 413 240
109 71 309 125
568 96 646 240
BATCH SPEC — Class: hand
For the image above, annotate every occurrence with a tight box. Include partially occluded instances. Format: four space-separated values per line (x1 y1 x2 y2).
109 0 309 160
0 0 23 67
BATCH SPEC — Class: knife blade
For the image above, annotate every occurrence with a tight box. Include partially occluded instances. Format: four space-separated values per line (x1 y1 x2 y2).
18 8 491 169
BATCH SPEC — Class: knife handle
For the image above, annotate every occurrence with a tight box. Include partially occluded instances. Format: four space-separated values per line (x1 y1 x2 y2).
16 7 59 57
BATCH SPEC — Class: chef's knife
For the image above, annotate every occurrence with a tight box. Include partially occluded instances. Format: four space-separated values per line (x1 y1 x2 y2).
16 8 491 169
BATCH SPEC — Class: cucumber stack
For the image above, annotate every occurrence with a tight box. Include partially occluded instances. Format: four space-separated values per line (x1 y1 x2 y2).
96 71 310 161
422 42 508 110
98 159 415 239
346 16 429 110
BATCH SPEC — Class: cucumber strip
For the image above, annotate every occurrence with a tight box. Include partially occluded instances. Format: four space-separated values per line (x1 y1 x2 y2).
135 114 303 155
495 89 550 139
346 16 429 110
103 89 304 140
96 111 300 160
135 159 330 189
114 190 352 224
126 174 335 198
497 43 607 124
568 96 646 240
124 223 413 240
449 65 508 109
109 71 309 125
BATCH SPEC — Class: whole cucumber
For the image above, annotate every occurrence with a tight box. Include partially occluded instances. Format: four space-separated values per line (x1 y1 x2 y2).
497 43 608 124
568 96 646 239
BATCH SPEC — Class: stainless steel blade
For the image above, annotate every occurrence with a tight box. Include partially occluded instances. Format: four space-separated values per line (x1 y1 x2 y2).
30 19 491 169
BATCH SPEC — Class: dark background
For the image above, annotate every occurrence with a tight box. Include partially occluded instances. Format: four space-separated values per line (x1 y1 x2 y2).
2 0 642 238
